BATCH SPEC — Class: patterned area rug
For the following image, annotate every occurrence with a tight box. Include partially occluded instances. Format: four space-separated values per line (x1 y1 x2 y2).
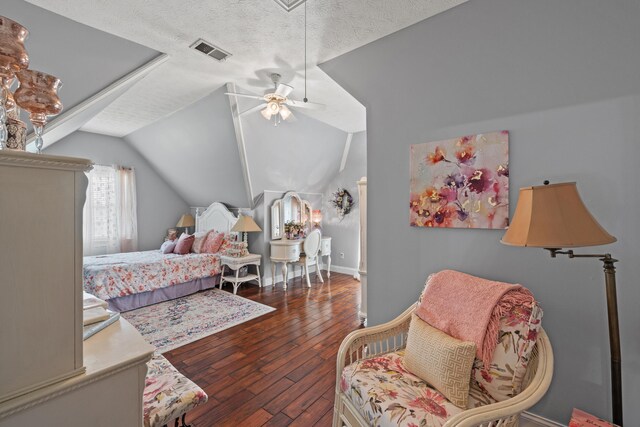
122 288 275 353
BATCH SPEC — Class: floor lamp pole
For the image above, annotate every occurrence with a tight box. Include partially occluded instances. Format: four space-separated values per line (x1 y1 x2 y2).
549 250 622 426
602 255 622 427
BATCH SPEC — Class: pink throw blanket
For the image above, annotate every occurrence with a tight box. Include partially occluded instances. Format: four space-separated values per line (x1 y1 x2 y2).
415 270 534 367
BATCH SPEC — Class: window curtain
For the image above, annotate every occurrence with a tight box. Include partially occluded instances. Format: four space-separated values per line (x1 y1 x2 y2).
83 165 138 256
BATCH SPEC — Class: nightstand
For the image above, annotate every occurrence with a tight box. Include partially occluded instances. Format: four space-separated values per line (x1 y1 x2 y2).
219 254 262 294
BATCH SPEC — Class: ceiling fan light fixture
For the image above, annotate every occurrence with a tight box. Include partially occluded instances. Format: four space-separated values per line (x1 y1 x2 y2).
279 104 292 120
260 107 273 120
267 100 280 114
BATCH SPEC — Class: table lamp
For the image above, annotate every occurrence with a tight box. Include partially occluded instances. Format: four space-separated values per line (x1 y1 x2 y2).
176 213 195 235
312 210 322 228
231 215 262 246
501 181 622 426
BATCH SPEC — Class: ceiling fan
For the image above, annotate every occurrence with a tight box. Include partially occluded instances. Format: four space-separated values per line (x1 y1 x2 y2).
225 73 324 126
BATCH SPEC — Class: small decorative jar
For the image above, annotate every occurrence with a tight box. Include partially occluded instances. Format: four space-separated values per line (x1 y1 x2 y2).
5 108 26 150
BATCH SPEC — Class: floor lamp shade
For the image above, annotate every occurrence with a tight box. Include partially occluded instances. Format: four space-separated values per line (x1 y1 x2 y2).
501 182 616 248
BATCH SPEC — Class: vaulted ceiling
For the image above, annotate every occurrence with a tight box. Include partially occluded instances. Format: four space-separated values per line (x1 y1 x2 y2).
24 0 468 136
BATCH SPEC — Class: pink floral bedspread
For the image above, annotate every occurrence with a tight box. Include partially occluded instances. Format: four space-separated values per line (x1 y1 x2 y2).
83 250 221 301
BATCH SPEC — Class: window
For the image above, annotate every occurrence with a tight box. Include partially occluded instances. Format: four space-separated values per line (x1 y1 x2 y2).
84 165 138 255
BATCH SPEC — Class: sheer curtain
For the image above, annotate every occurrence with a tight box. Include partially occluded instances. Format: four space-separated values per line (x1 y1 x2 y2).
83 165 138 256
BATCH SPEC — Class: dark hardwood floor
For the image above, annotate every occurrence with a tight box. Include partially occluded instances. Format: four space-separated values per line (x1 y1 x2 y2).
164 272 363 426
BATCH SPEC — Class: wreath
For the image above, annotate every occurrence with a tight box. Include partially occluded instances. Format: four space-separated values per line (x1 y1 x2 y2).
331 188 354 218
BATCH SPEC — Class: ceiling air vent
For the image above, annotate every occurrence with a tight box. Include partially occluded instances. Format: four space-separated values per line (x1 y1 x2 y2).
190 39 231 62
272 0 308 12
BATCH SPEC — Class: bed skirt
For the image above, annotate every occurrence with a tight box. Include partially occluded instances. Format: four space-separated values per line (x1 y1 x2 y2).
108 275 220 312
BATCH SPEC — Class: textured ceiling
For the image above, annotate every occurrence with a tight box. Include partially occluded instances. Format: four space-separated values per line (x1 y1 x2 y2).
26 0 467 135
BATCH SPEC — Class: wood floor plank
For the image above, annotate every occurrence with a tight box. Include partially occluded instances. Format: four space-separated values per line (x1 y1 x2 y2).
166 273 362 426
289 397 334 427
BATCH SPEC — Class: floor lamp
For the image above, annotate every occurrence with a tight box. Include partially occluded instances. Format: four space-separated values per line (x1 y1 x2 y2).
501 181 622 426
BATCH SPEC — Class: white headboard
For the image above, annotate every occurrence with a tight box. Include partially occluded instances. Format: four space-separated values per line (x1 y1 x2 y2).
195 202 238 237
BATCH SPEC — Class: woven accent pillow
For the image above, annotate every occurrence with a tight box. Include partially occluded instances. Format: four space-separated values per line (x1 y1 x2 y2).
404 314 477 408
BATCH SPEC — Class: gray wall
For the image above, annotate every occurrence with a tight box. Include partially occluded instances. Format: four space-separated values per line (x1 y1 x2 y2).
321 0 640 424
242 104 348 196
125 86 249 207
4 0 159 115
45 131 190 250
321 131 366 273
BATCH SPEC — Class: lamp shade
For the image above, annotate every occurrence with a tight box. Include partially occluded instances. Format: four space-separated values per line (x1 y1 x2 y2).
231 215 262 233
501 182 616 248
176 214 195 228
260 107 273 120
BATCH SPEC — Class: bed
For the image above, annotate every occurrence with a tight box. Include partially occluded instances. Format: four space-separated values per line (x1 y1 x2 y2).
83 202 239 312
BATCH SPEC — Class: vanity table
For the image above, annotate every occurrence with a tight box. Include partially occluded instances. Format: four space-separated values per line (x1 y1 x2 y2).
270 236 331 289
269 191 331 288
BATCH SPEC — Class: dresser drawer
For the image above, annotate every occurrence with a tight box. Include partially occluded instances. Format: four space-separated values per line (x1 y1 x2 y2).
287 244 300 259
270 241 301 262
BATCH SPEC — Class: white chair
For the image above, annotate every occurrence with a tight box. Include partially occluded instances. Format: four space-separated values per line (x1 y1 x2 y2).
291 229 324 288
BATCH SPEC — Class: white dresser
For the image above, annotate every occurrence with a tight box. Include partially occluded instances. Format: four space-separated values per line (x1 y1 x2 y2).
270 236 331 287
0 151 153 426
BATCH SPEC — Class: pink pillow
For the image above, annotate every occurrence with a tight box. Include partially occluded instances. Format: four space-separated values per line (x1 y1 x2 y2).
202 232 225 253
191 230 213 253
174 233 195 255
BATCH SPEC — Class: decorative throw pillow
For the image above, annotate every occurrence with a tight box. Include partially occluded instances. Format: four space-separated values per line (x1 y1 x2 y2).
202 232 225 253
472 302 543 402
404 314 477 408
217 233 236 255
160 240 176 254
191 230 212 254
173 233 195 255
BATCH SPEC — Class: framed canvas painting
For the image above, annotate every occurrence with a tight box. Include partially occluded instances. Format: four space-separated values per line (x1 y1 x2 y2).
410 131 509 229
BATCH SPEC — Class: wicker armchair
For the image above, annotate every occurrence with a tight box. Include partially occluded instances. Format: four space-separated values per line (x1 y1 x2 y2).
333 305 553 427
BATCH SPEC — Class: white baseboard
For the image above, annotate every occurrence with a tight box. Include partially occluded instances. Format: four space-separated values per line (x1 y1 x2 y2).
262 264 360 287
262 264 323 287
520 412 565 427
329 265 359 276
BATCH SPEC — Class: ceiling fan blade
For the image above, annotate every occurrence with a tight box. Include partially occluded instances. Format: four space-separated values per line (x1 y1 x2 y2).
225 92 265 101
239 103 267 116
274 83 293 98
286 99 325 110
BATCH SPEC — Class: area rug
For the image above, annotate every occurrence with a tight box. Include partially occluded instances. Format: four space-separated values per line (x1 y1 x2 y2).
121 288 275 353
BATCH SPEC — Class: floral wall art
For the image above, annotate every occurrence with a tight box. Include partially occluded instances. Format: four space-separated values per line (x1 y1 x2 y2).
410 131 509 229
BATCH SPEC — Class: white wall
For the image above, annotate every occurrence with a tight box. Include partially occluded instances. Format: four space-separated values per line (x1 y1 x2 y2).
124 86 249 208
45 131 190 250
321 131 366 274
242 104 348 197
321 0 640 424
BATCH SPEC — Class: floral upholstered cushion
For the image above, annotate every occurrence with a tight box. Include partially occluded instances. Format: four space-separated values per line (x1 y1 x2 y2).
342 351 467 427
341 351 497 426
144 354 208 427
472 303 543 402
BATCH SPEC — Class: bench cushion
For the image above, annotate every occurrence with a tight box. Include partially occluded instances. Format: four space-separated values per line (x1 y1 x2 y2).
144 354 208 427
